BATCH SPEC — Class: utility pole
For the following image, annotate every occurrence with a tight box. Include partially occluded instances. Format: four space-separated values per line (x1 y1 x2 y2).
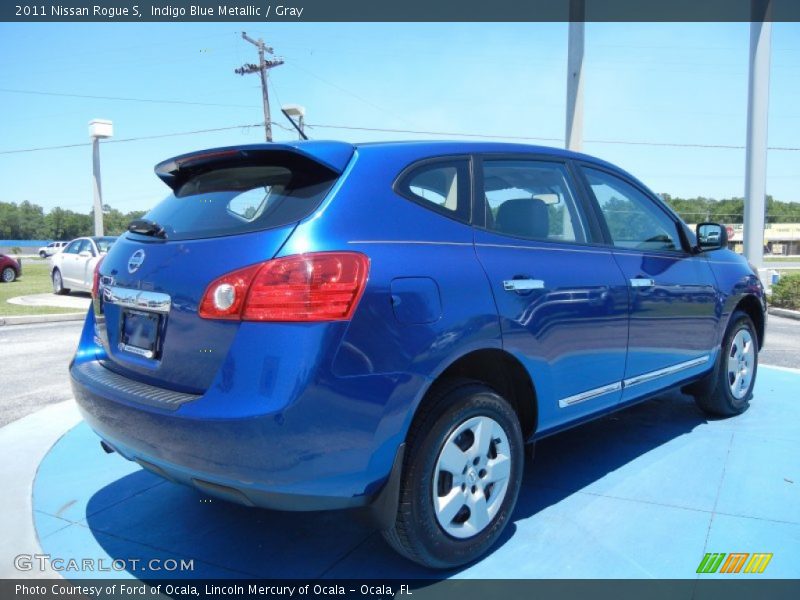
743 0 772 269
565 0 585 152
236 32 284 142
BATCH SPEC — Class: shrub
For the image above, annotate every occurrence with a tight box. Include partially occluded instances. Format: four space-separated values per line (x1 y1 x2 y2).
770 273 800 311
10 246 21 255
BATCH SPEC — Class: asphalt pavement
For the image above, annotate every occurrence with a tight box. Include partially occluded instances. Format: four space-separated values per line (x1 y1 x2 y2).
0 320 83 427
759 314 800 369
765 261 800 270
0 315 797 428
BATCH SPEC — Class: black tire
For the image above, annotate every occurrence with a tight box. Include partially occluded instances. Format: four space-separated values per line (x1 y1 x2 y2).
382 379 524 569
690 310 758 417
39 251 47 258
52 269 70 295
1 267 16 283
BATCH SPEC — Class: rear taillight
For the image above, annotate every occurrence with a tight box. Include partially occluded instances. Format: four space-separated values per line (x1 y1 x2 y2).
92 256 106 299
198 252 370 322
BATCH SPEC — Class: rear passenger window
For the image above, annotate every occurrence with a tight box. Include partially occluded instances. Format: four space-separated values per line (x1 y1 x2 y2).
483 160 586 243
397 160 470 223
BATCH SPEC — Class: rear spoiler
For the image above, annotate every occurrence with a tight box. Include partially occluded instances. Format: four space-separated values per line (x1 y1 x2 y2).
154 141 355 192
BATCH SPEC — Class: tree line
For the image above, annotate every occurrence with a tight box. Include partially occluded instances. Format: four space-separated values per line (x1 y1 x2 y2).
661 194 800 225
1 194 800 241
0 201 146 240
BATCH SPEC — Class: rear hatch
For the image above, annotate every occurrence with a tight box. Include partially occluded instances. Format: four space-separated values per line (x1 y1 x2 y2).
93 142 353 393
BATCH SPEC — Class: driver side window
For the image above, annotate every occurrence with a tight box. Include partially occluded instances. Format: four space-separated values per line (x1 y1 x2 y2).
64 240 82 254
582 167 682 252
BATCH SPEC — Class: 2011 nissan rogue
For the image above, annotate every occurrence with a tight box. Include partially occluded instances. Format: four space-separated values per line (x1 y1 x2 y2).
70 141 766 568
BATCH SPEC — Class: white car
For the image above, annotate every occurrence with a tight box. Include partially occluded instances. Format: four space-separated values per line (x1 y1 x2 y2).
51 236 117 295
38 241 68 258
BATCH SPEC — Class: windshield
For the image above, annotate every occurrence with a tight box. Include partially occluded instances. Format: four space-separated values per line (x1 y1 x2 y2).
133 163 338 241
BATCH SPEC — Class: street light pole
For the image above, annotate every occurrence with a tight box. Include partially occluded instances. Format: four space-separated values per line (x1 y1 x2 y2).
89 119 113 237
743 0 772 269
281 104 307 140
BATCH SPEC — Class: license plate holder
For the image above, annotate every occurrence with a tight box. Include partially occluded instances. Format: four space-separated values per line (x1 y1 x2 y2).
119 309 161 359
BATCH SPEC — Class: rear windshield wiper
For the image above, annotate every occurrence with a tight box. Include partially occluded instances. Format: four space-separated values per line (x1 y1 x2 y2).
128 218 168 239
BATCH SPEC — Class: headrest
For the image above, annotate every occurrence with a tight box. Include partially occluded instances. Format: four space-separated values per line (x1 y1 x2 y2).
495 198 549 239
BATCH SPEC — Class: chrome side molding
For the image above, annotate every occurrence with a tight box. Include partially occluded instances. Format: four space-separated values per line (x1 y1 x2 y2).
103 286 171 314
559 382 623 408
622 355 710 388
559 354 710 408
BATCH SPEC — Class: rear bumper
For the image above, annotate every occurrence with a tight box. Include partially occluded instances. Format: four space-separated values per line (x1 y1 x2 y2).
70 357 403 514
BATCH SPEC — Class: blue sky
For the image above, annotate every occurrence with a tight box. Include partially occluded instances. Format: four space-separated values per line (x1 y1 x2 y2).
0 21 798 215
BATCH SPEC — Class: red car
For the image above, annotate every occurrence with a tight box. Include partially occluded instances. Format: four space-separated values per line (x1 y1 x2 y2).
0 253 21 283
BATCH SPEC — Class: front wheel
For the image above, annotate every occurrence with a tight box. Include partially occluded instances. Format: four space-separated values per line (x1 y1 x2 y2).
692 310 758 417
1 267 16 283
382 380 524 569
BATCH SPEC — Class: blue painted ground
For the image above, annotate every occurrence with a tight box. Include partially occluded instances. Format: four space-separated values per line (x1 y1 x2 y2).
34 366 799 579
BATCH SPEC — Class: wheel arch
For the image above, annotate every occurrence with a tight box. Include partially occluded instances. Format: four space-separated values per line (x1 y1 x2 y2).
733 294 765 350
412 348 538 441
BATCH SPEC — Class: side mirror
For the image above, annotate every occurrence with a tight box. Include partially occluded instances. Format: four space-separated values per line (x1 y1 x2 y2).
696 222 727 251
78 250 92 258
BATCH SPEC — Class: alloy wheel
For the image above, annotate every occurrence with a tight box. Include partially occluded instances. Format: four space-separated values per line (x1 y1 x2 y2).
432 415 511 539
727 328 755 400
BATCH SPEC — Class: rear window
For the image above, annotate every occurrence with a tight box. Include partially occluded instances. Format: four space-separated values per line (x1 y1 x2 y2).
95 237 116 253
134 162 338 241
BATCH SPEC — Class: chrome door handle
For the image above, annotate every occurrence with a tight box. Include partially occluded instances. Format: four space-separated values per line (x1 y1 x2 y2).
630 278 655 288
503 279 545 291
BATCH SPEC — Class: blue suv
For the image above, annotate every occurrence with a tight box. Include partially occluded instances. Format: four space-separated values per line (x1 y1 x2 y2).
71 141 766 568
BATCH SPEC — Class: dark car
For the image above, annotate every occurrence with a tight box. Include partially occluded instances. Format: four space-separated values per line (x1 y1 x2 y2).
0 253 21 283
70 141 766 568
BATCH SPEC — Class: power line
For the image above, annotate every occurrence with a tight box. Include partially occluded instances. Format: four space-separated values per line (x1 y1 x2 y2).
282 59 414 126
307 123 563 143
2 121 798 156
304 123 800 152
0 122 286 155
0 87 255 109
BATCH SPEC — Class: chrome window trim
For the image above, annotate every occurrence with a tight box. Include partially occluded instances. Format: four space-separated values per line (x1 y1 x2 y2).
102 285 171 314
559 354 710 408
348 240 472 246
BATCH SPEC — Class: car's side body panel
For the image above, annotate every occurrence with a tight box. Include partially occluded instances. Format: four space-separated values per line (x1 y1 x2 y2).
612 248 721 403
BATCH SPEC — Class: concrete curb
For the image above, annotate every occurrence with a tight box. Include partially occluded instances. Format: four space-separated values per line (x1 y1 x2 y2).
768 306 800 321
0 400 81 578
0 313 85 327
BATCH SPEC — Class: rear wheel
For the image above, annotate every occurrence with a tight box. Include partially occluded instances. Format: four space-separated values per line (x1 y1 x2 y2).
52 269 70 295
1 267 15 283
39 251 47 258
691 310 758 417
382 380 523 569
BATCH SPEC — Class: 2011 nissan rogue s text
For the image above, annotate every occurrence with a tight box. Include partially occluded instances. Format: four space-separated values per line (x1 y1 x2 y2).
70 141 766 568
